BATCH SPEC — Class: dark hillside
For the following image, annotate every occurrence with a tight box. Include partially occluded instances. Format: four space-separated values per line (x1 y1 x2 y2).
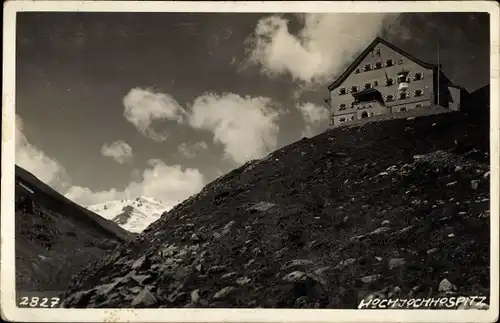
62 108 491 309
15 165 135 293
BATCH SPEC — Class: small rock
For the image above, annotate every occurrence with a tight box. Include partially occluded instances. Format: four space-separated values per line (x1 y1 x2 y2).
438 278 457 293
470 180 479 190
95 281 120 296
282 259 314 270
388 258 406 270
191 233 201 242
131 287 157 307
131 275 152 285
131 255 149 270
314 266 331 276
388 286 402 298
426 248 438 255
282 271 306 282
208 265 226 274
213 286 237 300
307 272 328 286
129 286 142 294
395 226 413 234
374 256 383 262
369 227 390 235
448 233 455 238
360 274 380 284
37 255 48 261
335 258 356 270
222 220 236 232
350 234 366 242
294 296 309 307
190 289 200 303
454 166 463 172
446 181 458 187
381 220 391 226
244 259 255 268
221 272 237 279
247 202 276 213
483 171 490 179
236 277 251 285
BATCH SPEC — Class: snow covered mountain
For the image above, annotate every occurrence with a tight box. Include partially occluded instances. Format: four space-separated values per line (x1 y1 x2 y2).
87 196 171 233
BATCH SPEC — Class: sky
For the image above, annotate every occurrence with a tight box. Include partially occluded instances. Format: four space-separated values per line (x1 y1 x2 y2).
14 10 490 208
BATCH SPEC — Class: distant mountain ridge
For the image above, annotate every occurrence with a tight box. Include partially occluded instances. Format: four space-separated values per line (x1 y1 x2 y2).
14 165 134 294
87 196 170 233
15 165 133 242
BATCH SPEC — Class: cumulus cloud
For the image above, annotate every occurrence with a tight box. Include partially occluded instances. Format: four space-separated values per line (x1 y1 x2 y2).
15 115 70 192
123 88 187 141
177 141 209 159
16 115 205 208
244 13 397 86
124 159 205 207
188 93 282 165
64 186 119 206
122 87 283 165
101 140 133 164
65 159 205 207
296 102 330 138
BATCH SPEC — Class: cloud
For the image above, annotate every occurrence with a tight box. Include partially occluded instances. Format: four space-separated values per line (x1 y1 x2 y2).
101 140 133 164
16 115 205 208
122 87 283 165
123 88 187 141
124 159 205 207
177 141 209 159
65 159 205 207
15 115 70 192
188 93 282 164
244 13 397 86
64 186 119 206
296 102 330 138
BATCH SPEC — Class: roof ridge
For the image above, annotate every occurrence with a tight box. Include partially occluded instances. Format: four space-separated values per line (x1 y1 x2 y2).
327 37 436 91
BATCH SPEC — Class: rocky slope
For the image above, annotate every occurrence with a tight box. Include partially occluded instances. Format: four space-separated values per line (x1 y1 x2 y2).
15 165 135 293
87 196 170 233
61 108 491 309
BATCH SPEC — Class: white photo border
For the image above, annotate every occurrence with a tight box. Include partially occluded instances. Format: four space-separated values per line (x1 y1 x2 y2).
2 1 499 322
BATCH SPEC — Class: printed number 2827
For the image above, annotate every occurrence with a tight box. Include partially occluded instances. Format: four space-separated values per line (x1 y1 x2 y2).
18 296 61 308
